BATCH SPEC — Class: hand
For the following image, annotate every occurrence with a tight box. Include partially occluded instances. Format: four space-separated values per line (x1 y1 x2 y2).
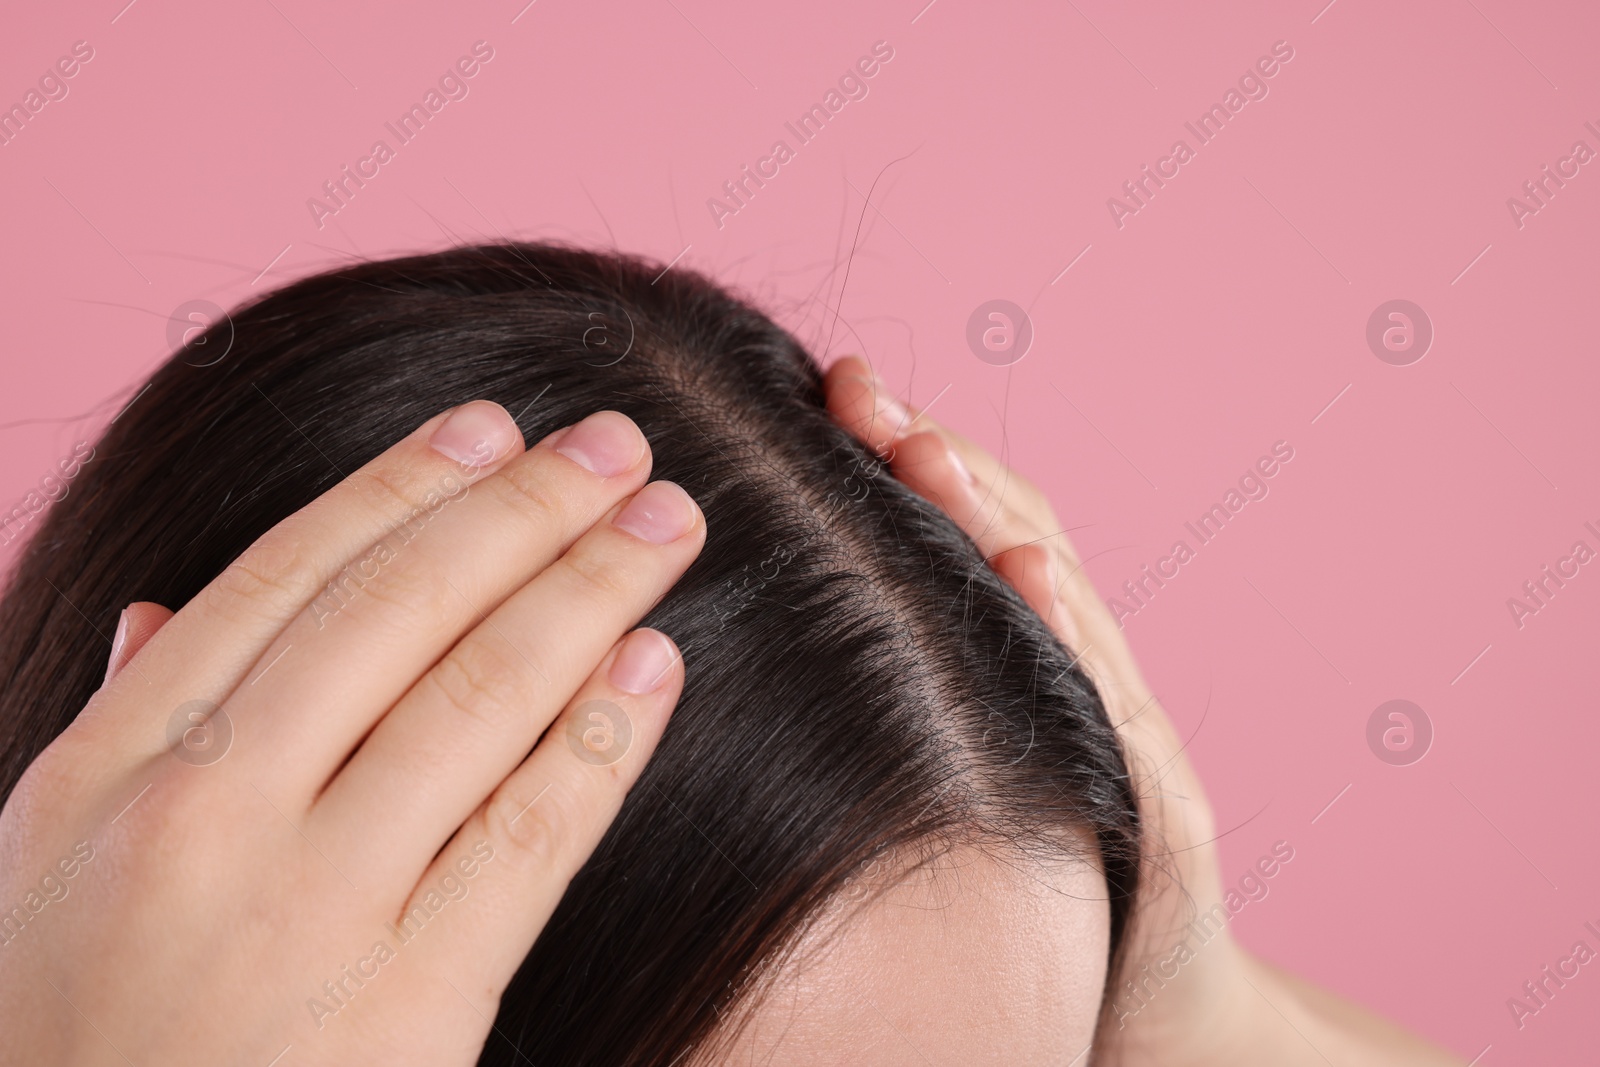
824 357 1246 1061
825 358 1463 1066
0 402 705 1066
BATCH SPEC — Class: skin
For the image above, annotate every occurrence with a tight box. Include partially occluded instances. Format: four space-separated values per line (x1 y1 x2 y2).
702 844 1111 1066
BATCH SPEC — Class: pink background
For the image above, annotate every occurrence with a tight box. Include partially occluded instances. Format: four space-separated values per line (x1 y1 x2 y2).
3 1 1597 1061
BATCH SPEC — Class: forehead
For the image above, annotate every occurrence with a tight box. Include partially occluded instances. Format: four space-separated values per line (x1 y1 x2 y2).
701 844 1111 1066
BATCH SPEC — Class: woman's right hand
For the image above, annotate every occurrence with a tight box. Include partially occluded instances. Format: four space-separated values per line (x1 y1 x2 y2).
0 402 705 1066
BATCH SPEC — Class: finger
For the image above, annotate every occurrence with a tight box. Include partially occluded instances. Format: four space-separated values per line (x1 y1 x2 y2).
824 357 1062 542
224 411 656 799
824 355 981 477
879 430 1111 675
992 544 1080 650
1051 568 1152 725
388 628 683 1002
824 356 915 456
102 602 174 686
875 431 1080 642
116 402 525 729
888 430 1046 563
824 363 1120 675
310 481 703 894
887 435 1081 651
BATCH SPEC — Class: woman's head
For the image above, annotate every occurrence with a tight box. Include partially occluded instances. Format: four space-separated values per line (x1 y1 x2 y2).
0 243 1139 1064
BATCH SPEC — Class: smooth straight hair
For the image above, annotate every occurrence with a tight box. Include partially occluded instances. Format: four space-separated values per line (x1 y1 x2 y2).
0 243 1141 1065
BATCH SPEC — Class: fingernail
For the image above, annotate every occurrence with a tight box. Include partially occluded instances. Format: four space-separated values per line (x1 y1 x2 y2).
103 608 128 686
946 445 978 486
614 481 697 544
556 411 646 477
609 628 680 694
430 401 521 468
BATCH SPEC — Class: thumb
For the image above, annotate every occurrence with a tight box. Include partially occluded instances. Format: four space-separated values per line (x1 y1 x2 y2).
103 601 175 686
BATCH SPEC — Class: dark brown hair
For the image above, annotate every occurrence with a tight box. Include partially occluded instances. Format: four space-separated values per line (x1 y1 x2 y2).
0 242 1140 1065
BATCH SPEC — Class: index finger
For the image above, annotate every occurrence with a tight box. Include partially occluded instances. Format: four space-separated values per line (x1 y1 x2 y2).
824 356 1052 533
97 402 525 744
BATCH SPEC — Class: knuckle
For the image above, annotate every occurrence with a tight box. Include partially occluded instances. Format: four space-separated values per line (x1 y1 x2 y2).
207 536 312 619
486 776 585 869
344 463 430 519
350 556 451 619
427 638 536 735
558 545 631 602
487 462 566 528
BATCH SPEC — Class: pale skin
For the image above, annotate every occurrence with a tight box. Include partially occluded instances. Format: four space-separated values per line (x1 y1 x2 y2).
0 371 1461 1065
698 843 1113 1065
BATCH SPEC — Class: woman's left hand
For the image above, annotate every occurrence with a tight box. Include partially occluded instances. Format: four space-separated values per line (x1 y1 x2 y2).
824 356 1464 1066
824 357 1246 1063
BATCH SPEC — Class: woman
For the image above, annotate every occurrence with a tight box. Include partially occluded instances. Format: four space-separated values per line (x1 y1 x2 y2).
0 244 1457 1065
